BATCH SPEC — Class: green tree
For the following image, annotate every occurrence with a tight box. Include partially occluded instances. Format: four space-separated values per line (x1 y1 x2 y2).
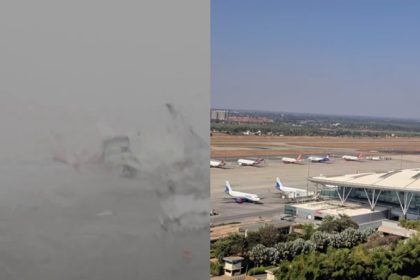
212 233 247 263
274 234 420 280
388 274 402 280
301 223 316 240
249 244 268 267
246 224 285 248
318 214 359 233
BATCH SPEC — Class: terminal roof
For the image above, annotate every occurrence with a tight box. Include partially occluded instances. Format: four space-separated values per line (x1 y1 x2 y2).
309 168 420 193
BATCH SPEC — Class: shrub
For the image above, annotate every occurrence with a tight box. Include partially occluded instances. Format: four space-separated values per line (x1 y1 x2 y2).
210 261 224 276
388 274 402 280
400 220 420 231
365 234 401 250
247 265 274 275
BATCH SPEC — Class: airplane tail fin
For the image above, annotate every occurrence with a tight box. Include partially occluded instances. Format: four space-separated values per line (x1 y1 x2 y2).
358 153 363 158
275 177 283 190
225 181 232 193
326 154 330 159
297 154 302 161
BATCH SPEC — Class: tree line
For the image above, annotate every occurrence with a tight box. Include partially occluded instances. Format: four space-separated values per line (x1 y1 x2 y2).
275 234 420 280
210 215 378 277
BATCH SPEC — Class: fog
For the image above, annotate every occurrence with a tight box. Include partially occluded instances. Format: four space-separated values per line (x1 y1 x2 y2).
0 101 209 279
0 1 209 279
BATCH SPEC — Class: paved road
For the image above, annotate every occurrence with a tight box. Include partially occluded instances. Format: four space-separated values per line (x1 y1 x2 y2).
211 156 420 225
211 207 284 224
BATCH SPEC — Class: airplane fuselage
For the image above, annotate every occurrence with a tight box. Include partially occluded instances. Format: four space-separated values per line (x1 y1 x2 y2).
282 159 303 164
282 157 296 164
307 156 330 163
278 186 308 197
224 181 261 203
342 156 360 161
275 177 309 198
342 153 363 161
237 158 264 166
210 160 226 168
227 190 261 203
282 154 302 164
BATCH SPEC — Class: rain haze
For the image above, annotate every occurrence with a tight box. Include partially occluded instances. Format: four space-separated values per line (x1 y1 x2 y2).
0 1 209 279
212 0 420 119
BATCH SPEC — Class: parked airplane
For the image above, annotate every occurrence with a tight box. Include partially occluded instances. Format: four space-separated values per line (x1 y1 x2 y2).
307 154 330 163
224 181 261 203
342 153 363 161
282 154 303 164
274 177 308 198
237 158 265 166
210 159 226 168
365 156 385 161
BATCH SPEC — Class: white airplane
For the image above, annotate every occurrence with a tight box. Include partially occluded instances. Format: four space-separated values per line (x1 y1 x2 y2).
282 154 303 164
365 156 383 161
237 158 265 166
307 154 330 163
224 181 261 203
274 177 308 198
210 159 226 168
342 153 363 161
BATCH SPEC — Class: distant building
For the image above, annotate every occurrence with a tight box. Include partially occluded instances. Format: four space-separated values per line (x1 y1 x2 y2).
228 115 274 124
210 110 229 121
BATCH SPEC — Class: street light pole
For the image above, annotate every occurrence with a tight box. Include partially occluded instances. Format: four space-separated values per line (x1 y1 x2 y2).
400 154 403 170
306 159 310 195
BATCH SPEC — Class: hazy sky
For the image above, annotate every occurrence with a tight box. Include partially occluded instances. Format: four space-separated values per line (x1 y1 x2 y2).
0 1 208 161
212 0 420 119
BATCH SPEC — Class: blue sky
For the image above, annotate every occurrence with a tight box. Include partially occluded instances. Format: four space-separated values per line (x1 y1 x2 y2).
212 0 420 119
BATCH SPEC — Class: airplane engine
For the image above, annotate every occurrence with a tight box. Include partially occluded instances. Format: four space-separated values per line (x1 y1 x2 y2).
235 198 244 203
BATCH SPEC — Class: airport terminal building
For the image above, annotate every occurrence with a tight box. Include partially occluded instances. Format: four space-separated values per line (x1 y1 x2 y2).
310 168 420 220
285 201 389 229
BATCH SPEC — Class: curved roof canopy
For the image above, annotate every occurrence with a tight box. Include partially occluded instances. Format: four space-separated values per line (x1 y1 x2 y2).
309 168 420 193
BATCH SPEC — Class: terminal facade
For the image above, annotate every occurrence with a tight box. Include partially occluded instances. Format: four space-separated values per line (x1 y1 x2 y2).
310 168 420 220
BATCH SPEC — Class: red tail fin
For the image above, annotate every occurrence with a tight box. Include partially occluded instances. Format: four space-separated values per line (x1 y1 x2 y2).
297 154 302 160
